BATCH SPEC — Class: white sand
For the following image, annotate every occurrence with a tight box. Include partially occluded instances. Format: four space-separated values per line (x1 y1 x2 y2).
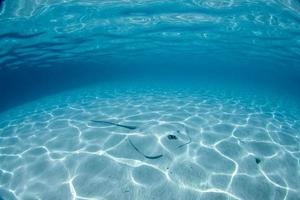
0 85 299 200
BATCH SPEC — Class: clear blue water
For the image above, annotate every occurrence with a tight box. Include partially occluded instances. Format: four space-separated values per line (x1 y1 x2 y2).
0 1 300 200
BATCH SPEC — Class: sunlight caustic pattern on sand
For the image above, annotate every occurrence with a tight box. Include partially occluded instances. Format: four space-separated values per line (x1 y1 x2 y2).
0 86 299 200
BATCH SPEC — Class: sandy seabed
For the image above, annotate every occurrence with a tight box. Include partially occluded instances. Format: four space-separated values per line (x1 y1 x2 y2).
0 85 299 200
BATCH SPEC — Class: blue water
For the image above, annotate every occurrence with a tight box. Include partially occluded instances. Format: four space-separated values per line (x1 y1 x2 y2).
1 1 300 200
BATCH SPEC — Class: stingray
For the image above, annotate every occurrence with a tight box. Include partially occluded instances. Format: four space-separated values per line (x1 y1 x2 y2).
91 120 137 130
127 138 163 159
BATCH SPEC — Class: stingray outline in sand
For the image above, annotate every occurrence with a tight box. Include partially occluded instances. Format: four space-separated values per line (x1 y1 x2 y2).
90 120 191 157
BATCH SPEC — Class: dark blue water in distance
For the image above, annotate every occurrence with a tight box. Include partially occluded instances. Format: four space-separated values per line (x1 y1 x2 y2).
0 1 300 200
